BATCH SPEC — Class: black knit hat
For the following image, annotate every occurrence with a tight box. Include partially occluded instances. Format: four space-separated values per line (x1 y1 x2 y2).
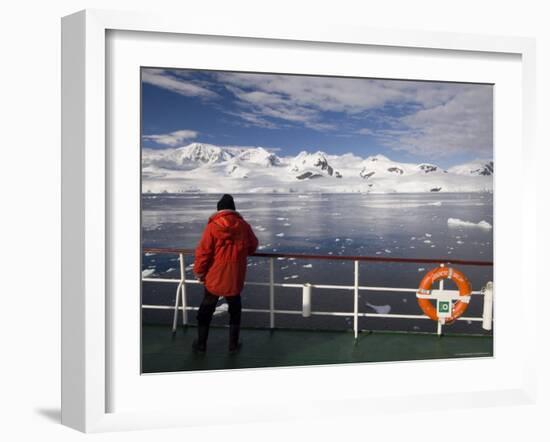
217 194 236 211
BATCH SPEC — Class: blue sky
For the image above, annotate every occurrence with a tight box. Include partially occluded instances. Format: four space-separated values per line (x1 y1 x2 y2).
141 68 493 168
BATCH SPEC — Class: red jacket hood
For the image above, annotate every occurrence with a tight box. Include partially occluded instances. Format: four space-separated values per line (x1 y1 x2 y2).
207 210 245 240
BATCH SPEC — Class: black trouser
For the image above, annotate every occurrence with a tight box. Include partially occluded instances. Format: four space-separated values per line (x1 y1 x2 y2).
196 289 242 327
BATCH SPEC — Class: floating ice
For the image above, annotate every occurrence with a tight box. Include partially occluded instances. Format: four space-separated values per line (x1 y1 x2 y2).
290 275 299 279
145 252 156 257
283 223 291 226
276 217 288 221
275 233 285 237
281 266 289 270
423 239 432 244
366 302 391 315
447 218 492 229
428 201 442 206
376 251 382 255
456 240 464 244
302 264 313 268
425 233 432 237
213 303 228 316
418 267 425 272
166 268 176 273
384 249 392 253
277 257 286 261
335 238 341 242
142 269 155 278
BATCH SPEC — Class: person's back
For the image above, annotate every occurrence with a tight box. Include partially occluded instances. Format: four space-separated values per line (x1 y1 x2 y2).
194 209 257 296
192 194 258 352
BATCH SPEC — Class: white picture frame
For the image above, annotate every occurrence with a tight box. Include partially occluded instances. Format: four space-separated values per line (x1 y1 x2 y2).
61 9 537 433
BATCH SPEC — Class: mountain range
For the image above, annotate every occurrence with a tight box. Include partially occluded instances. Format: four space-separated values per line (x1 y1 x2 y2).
142 143 493 194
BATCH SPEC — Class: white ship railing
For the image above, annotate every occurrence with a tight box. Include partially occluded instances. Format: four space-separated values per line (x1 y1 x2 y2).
142 248 494 338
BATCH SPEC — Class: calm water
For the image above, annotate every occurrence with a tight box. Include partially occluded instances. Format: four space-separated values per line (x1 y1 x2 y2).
142 192 493 334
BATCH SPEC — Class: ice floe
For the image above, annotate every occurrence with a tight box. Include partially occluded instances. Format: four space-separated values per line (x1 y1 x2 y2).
366 302 391 315
447 218 492 229
213 303 228 316
142 269 155 278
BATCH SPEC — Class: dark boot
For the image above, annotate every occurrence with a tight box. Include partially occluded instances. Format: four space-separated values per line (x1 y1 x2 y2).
229 324 241 353
192 324 209 353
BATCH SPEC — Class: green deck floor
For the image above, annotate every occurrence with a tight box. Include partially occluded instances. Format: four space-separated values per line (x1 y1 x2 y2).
142 324 493 373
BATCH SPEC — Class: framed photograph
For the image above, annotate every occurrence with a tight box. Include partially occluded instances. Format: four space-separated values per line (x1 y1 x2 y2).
140 67 495 375
61 9 537 433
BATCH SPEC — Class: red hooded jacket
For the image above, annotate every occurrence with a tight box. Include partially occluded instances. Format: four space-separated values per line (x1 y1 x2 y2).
194 210 259 296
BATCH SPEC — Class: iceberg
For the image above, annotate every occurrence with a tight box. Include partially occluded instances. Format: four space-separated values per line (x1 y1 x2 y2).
447 218 492 229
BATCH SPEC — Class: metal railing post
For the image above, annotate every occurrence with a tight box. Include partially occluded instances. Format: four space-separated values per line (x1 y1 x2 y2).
172 283 182 335
180 253 188 326
354 260 359 339
437 278 444 336
269 257 275 329
482 281 493 331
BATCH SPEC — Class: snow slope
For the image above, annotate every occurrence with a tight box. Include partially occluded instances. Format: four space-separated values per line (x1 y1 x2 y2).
142 143 493 193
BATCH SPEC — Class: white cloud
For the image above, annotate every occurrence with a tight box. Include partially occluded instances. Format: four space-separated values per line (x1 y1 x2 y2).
143 69 493 158
142 69 218 98
357 128 373 135
142 129 199 146
376 85 493 157
215 73 469 135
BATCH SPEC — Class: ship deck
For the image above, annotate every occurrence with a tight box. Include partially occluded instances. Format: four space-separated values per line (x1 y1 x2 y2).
142 324 493 374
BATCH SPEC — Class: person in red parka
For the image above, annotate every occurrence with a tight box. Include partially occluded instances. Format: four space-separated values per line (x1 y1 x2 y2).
192 194 258 353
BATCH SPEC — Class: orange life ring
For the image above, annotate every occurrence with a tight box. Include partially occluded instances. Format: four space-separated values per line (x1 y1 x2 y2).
416 266 472 324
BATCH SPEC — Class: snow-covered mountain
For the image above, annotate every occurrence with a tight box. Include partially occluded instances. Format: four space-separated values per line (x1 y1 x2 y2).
288 151 342 180
142 142 493 193
448 160 494 176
